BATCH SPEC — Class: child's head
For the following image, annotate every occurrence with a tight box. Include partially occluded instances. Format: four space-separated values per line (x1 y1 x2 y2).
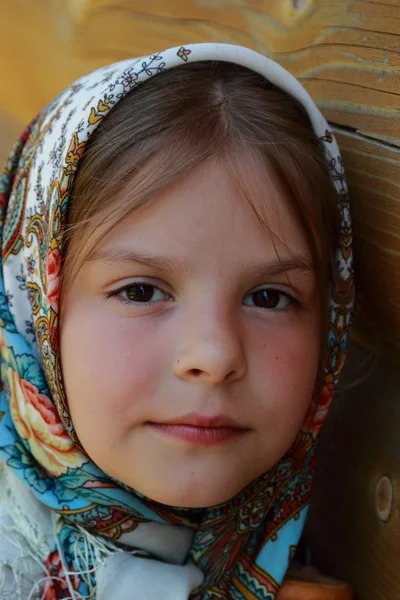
0 43 353 598
60 61 338 507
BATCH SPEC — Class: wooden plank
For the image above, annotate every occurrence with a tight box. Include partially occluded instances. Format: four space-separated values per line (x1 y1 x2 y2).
1 0 399 134
333 128 400 359
0 113 24 166
305 341 400 600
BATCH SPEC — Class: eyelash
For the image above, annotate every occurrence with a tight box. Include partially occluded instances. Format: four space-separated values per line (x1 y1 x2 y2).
105 282 172 306
105 281 300 312
243 288 299 312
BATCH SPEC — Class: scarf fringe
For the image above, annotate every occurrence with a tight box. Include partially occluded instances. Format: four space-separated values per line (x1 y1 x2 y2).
0 464 126 599
0 464 50 598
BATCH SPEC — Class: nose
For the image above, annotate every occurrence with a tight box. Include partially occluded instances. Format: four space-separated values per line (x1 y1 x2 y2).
173 311 247 386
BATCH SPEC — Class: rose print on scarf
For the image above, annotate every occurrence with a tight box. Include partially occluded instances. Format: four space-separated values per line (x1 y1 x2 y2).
311 382 335 433
46 246 62 313
8 365 85 476
43 549 81 600
302 380 335 436
0 329 10 363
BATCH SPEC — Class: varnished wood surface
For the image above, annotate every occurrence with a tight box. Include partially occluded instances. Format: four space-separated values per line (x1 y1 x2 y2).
305 342 400 600
0 114 21 159
1 0 400 136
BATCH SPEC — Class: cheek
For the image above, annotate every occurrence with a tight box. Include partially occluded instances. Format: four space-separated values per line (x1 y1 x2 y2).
249 317 320 429
60 308 169 431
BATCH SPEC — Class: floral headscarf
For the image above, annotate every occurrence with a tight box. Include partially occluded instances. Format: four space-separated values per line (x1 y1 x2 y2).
0 43 353 599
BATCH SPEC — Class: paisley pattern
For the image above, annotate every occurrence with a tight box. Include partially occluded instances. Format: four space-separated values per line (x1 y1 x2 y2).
0 43 353 598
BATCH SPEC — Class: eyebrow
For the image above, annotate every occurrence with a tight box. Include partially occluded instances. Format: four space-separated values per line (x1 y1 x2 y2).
90 248 314 278
245 258 314 279
90 249 187 273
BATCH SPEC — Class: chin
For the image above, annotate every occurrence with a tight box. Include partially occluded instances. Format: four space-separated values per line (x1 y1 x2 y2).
142 479 248 509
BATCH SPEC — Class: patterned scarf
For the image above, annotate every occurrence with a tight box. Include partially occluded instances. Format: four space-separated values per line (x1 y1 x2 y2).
0 43 353 599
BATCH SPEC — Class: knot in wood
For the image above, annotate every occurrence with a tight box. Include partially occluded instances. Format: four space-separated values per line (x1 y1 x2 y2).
375 475 394 523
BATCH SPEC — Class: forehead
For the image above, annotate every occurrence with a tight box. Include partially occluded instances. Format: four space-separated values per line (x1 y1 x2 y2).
102 156 311 264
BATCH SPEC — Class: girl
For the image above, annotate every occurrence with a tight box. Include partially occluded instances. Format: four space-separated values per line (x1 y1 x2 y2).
0 43 353 599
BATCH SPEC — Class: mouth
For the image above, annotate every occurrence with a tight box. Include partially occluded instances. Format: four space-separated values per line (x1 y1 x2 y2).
145 413 250 446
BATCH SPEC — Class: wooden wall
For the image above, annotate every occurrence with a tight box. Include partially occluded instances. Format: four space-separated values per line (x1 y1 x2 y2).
1 2 400 598
305 342 400 600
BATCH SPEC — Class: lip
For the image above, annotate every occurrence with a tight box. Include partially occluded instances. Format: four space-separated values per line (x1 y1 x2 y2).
145 413 249 446
154 412 245 428
146 423 248 445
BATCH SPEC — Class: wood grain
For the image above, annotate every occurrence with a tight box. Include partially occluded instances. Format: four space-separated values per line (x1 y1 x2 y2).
0 113 23 162
1 0 399 135
305 342 400 600
334 128 400 361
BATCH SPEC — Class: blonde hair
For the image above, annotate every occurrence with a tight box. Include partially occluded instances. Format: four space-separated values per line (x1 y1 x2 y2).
62 61 339 328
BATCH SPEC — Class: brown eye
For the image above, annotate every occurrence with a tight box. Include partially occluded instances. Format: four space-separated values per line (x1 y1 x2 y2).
243 288 292 310
253 290 279 308
117 284 170 304
125 284 155 303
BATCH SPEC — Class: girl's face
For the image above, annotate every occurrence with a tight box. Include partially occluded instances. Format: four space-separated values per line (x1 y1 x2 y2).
60 158 321 508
